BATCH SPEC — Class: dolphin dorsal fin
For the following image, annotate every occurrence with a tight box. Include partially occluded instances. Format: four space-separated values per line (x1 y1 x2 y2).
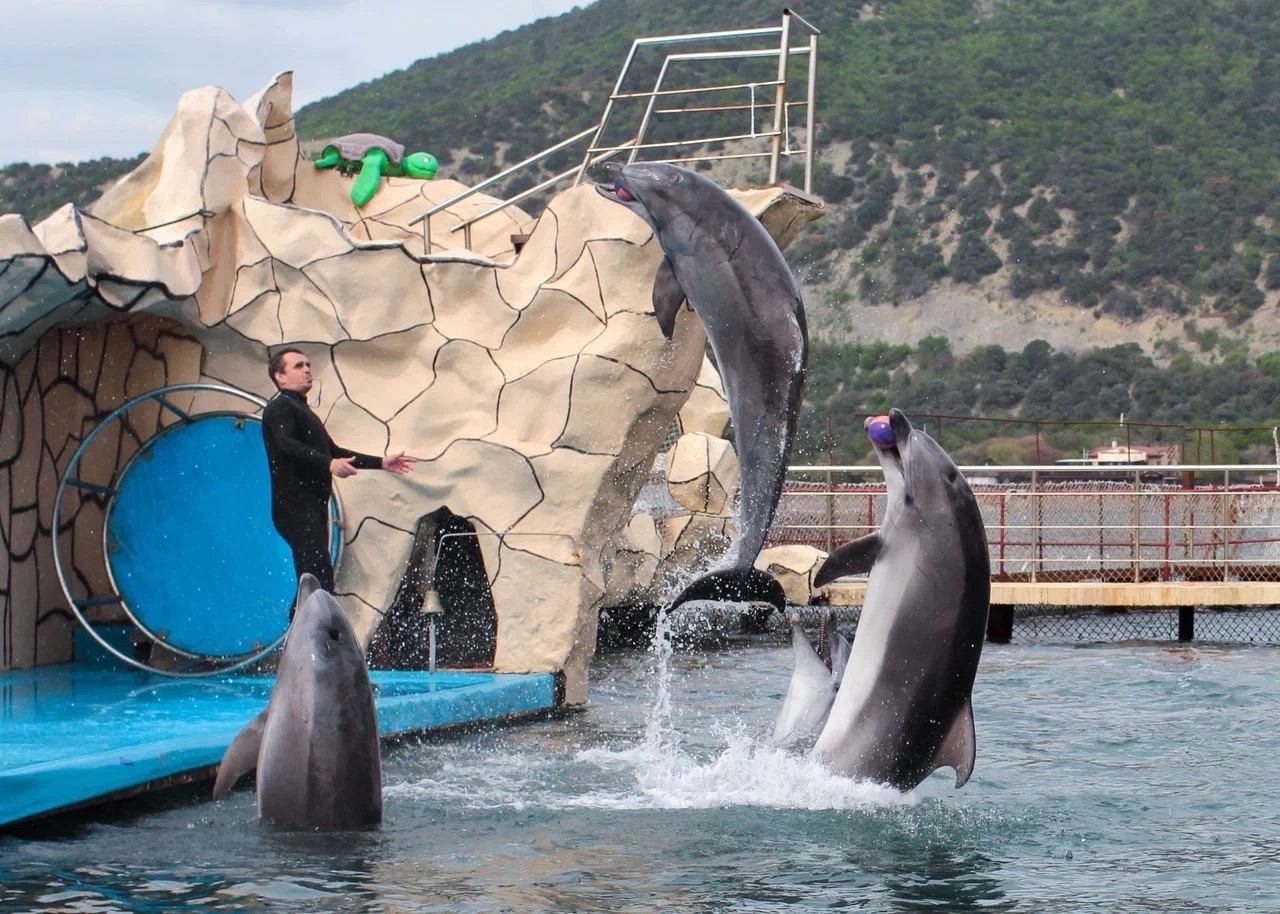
651 256 687 340
935 700 977 787
814 533 882 587
212 708 269 800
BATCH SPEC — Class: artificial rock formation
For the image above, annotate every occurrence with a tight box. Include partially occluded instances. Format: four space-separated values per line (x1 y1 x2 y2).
0 71 822 698
755 544 828 606
665 432 740 515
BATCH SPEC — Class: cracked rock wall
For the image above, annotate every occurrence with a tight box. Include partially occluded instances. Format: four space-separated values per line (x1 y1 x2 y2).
0 71 821 701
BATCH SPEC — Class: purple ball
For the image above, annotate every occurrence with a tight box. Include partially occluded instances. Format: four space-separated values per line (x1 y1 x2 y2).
867 415 895 449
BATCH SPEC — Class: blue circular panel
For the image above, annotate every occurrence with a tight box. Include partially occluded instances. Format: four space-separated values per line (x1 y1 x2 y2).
106 414 332 658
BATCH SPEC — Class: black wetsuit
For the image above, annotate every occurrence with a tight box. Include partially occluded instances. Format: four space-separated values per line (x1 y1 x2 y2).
262 390 382 594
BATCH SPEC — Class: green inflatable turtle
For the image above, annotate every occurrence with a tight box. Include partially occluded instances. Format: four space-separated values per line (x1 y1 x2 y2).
314 133 438 207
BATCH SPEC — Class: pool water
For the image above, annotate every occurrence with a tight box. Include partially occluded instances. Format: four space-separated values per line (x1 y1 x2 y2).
2 636 1278 912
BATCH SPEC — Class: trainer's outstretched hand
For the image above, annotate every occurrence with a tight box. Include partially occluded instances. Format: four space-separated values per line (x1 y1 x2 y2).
382 452 418 475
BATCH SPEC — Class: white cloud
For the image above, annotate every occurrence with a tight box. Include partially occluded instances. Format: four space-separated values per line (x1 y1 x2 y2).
0 0 583 165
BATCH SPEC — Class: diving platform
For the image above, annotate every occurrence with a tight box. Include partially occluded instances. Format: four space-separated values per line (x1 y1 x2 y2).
0 662 557 829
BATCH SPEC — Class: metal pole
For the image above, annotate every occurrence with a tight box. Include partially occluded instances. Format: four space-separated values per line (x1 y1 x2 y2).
1132 470 1141 583
825 414 834 554
575 40 641 184
629 58 673 164
1031 470 1041 582
1222 468 1231 581
768 12 793 184
804 32 818 194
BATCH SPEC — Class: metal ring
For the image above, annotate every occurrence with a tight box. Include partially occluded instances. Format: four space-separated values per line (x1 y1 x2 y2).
51 382 328 678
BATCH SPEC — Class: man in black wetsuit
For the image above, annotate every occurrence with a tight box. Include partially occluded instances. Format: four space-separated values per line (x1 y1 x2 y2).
263 347 416 597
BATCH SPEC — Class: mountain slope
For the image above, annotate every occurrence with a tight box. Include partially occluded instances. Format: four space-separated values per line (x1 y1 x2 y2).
3 0 1279 357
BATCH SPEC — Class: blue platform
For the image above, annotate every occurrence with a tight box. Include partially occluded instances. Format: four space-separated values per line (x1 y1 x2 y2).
0 663 558 828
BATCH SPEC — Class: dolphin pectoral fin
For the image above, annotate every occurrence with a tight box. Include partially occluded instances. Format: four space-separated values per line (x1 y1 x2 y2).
936 700 978 788
668 568 787 614
651 256 686 339
814 534 883 588
212 709 268 800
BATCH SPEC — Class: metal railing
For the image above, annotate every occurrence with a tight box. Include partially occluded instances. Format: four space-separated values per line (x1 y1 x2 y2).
769 464 1280 585
408 9 820 250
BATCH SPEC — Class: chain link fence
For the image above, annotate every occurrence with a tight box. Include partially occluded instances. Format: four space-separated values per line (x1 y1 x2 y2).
653 602 1280 648
764 465 1280 646
771 466 1280 584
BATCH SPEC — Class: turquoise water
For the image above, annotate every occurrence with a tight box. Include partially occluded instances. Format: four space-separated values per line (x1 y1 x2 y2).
2 637 1279 912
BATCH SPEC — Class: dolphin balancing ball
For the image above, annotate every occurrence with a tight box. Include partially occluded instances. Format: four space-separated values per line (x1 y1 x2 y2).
866 415 895 449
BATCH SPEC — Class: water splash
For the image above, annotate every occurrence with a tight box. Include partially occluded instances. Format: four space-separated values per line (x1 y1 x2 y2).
641 604 677 753
567 727 909 811
389 607 910 814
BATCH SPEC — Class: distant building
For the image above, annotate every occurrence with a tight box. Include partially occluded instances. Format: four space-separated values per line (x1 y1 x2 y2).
1058 440 1181 467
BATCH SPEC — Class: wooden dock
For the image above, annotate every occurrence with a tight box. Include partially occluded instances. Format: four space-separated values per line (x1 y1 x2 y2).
821 580 1280 608
821 578 1280 644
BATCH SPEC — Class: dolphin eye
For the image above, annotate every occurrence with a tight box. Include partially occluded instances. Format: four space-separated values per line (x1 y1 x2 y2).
947 469 959 484
326 626 341 642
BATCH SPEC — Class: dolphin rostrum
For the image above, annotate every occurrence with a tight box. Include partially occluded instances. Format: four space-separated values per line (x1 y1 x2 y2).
811 409 990 790
213 574 382 828
772 609 851 749
597 162 807 613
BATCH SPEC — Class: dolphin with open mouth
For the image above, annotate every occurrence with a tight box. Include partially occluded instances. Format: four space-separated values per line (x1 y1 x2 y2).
213 574 383 828
597 162 807 614
811 409 990 790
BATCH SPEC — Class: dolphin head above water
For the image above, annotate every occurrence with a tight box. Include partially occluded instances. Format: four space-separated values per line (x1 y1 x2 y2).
213 574 383 829
596 161 687 233
868 408 976 533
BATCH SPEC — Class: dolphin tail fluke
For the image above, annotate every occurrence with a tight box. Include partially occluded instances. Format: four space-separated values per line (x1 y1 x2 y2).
814 533 883 588
935 699 978 788
667 568 787 614
212 708 268 800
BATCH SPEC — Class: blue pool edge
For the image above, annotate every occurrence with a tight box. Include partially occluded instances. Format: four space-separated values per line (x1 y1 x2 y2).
0 665 561 828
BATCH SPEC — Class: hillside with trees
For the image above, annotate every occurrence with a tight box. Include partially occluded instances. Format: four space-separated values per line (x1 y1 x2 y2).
795 334 1280 466
3 0 1280 443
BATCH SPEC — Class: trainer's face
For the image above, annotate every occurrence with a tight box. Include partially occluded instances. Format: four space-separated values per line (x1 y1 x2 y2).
274 353 313 394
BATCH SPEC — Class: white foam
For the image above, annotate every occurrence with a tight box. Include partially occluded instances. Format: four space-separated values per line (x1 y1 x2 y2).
563 726 910 811
387 728 910 813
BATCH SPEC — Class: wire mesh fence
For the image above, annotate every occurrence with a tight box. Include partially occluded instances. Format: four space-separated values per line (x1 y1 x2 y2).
770 466 1280 584
757 464 1280 647
1003 606 1280 644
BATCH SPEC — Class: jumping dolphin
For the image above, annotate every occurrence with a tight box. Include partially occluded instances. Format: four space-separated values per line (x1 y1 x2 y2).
772 609 851 749
811 409 990 790
213 574 382 828
596 162 807 613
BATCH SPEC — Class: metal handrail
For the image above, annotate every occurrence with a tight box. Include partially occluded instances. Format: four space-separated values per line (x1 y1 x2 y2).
439 138 640 250
407 125 597 229
405 10 820 253
787 464 1280 474
770 464 1280 586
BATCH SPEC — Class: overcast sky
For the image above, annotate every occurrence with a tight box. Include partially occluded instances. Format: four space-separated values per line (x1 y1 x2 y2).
0 0 586 167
